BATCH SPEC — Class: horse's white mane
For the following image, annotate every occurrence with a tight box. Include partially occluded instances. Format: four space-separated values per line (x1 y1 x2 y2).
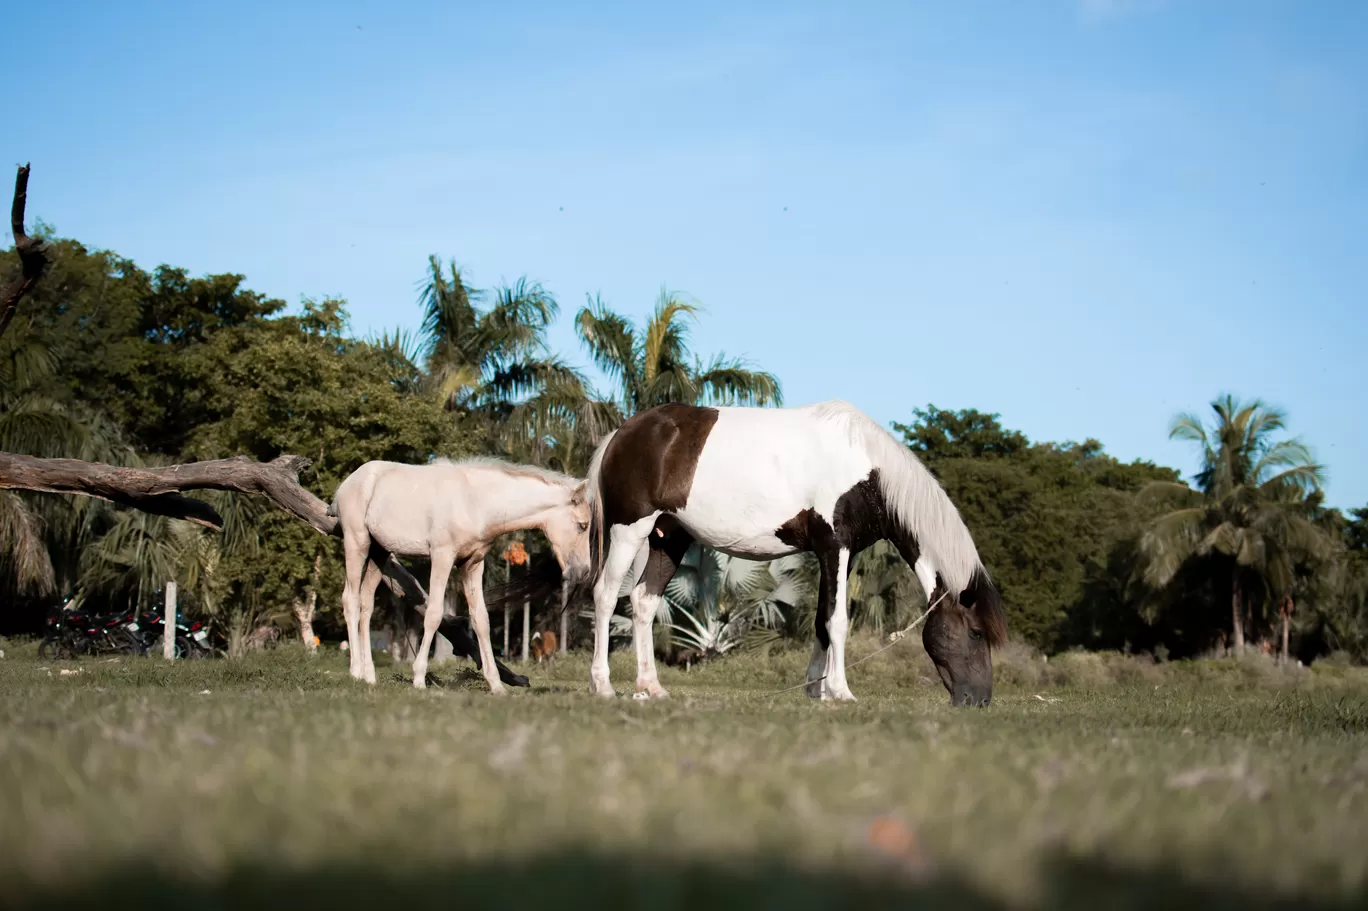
808 400 985 595
430 456 581 488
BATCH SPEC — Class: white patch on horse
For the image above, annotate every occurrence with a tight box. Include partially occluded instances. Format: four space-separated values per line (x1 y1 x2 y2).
913 555 938 605
674 407 874 558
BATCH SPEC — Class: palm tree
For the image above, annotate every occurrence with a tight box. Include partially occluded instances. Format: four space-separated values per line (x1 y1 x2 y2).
574 289 782 415
1 327 136 600
417 255 609 464
1138 394 1332 655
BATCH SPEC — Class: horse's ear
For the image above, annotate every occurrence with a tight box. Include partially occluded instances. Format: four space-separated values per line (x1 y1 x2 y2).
571 480 588 505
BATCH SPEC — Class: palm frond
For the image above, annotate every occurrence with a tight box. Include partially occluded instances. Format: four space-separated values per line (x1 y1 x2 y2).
575 296 641 407
693 354 783 407
0 491 56 595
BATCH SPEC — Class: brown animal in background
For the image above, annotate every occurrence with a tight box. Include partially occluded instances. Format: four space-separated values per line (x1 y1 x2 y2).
531 629 558 665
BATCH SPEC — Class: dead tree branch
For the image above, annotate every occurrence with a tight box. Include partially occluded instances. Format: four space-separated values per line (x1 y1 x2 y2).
1 164 49 340
0 453 330 531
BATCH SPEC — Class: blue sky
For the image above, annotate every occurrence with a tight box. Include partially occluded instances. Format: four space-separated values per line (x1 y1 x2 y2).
8 1 1366 507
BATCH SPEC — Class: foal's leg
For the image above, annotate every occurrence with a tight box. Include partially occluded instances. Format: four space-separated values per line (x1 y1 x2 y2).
412 547 457 689
461 558 505 695
590 513 658 698
341 531 370 681
822 546 857 701
630 530 692 700
356 555 385 685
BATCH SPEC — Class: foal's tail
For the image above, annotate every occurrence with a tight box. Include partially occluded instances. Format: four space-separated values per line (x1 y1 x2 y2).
584 428 619 584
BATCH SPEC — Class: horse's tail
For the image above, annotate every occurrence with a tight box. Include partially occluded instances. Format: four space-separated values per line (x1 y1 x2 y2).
584 428 619 584
326 497 339 519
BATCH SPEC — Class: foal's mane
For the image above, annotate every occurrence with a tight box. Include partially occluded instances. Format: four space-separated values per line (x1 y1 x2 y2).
431 456 581 489
810 400 1006 646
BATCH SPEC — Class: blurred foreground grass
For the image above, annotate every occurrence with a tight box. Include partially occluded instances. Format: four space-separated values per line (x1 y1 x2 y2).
1 634 1366 910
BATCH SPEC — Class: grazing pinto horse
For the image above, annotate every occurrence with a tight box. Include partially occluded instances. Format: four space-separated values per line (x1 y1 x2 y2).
330 458 592 693
584 401 1006 705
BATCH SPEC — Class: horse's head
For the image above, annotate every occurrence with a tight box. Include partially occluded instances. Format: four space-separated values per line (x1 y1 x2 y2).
542 481 593 584
921 571 1006 708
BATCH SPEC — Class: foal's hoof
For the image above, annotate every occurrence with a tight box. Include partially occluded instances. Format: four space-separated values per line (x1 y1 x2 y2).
634 684 670 700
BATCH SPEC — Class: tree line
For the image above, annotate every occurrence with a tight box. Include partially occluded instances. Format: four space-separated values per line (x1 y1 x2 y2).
2 232 1365 665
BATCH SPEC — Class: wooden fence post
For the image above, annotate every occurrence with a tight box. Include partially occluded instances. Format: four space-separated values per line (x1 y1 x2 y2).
521 598 530 662
163 581 178 660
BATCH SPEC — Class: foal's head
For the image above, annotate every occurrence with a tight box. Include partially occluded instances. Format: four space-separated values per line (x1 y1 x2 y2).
920 571 1007 707
542 481 593 584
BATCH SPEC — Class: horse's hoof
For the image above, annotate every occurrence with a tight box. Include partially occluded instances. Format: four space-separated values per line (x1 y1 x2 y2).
634 685 669 700
508 674 530 688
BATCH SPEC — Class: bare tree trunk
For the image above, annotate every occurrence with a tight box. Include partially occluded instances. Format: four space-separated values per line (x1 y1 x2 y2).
295 553 322 651
1231 567 1246 656
1 164 49 340
503 606 510 656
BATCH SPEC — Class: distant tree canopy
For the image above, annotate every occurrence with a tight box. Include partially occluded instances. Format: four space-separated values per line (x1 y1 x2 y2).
2 233 1365 665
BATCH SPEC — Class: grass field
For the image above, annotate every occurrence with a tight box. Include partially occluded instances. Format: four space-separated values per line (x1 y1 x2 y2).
2 634 1367 910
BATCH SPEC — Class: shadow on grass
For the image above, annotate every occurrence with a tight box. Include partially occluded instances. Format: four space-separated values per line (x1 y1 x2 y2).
9 850 1361 911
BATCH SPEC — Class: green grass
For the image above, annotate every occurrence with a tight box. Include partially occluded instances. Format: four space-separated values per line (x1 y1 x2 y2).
2 635 1366 910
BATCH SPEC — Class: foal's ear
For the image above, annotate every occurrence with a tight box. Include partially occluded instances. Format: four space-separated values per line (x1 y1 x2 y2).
570 481 589 506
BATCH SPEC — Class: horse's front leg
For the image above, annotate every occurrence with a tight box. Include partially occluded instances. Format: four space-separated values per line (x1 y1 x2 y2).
590 516 656 698
822 546 857 701
412 547 456 689
461 558 505 696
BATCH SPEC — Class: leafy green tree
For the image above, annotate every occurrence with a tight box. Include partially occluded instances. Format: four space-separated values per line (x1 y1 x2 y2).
1138 395 1332 654
896 405 1178 649
180 297 466 643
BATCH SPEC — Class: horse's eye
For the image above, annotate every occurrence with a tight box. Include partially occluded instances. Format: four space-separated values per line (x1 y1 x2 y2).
578 522 589 532
968 628 984 642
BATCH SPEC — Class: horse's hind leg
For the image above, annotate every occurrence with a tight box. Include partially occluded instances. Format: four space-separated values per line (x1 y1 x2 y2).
461 557 505 695
590 513 659 698
806 542 841 700
356 553 385 685
630 527 692 700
